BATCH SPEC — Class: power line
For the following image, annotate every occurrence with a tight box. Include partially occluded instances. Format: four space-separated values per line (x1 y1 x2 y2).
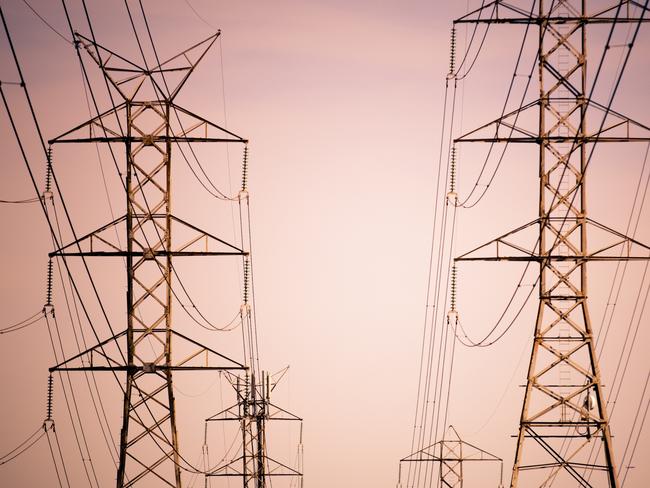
20 0 72 44
183 0 217 30
0 196 42 203
0 309 44 334
0 425 46 465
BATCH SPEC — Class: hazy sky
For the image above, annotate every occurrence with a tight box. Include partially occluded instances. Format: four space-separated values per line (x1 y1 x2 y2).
0 1 649 487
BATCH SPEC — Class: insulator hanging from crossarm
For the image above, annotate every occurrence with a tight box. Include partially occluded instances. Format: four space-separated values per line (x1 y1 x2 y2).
447 264 459 323
240 255 252 322
45 258 54 308
43 259 55 319
46 374 54 421
43 146 53 202
242 256 250 305
446 145 458 205
243 371 250 415
448 26 457 77
241 144 249 192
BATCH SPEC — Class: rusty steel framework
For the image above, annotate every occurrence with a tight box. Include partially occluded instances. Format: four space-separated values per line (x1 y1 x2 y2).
454 1 650 487
399 426 504 488
48 32 250 487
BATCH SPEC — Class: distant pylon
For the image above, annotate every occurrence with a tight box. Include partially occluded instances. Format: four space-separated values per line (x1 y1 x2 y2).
49 32 248 487
454 1 650 487
399 425 503 488
206 371 303 487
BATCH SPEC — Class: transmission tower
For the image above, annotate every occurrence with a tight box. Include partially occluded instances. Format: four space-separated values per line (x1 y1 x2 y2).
48 32 250 487
205 370 303 487
454 1 650 487
399 425 504 488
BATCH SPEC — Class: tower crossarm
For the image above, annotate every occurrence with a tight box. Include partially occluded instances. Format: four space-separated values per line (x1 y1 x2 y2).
453 99 650 144
453 0 650 25
49 214 247 257
48 102 247 145
455 218 650 262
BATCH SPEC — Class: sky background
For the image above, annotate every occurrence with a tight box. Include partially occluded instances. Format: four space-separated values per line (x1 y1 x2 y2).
0 1 649 487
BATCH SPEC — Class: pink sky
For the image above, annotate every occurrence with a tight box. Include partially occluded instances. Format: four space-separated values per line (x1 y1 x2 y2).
1 1 649 487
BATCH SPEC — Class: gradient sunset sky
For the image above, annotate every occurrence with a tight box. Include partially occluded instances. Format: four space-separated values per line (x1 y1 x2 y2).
1 1 649 487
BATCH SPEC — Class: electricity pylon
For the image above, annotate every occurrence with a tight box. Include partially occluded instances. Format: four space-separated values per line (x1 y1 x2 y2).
453 1 650 486
48 32 248 487
205 371 303 487
399 425 503 488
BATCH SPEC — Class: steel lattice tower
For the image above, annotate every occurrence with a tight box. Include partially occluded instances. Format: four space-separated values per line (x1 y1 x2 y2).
454 1 650 486
49 32 249 487
206 371 303 487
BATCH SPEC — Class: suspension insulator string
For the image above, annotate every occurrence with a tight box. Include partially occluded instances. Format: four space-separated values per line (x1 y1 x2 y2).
46 374 54 421
44 259 55 318
446 145 458 206
242 256 250 306
448 27 457 78
45 259 53 306
43 146 53 202
43 373 55 433
240 255 251 320
239 144 249 201
243 371 250 415
447 264 459 324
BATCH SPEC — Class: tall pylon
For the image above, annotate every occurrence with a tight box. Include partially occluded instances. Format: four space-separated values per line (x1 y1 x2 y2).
453 1 650 486
48 32 248 487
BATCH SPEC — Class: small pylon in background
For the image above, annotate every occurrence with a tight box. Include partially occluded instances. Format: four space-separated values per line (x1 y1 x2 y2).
399 425 503 488
206 371 303 487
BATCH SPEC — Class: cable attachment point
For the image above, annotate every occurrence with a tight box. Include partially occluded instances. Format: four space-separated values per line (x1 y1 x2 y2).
43 147 54 202
448 27 457 78
447 264 459 323
446 145 458 205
